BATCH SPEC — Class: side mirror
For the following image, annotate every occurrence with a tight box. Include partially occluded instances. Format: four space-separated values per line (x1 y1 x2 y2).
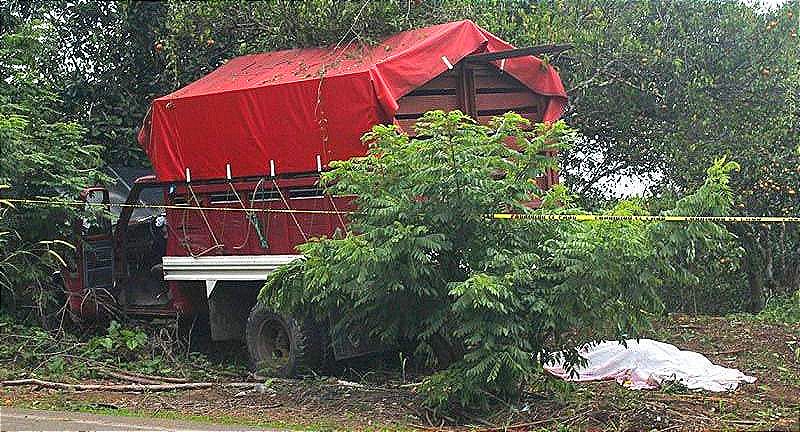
81 187 109 206
79 187 111 236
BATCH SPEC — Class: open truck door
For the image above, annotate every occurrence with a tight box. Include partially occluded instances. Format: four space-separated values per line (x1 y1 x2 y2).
60 186 115 319
80 188 114 294
63 169 174 321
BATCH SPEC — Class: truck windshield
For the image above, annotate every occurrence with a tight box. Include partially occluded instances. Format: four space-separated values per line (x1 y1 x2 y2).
106 166 163 223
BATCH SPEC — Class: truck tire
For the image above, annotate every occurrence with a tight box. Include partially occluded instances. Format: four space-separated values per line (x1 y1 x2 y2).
245 303 326 377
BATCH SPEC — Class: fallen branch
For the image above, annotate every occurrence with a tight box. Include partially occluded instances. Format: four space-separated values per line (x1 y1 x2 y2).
410 424 443 431
58 354 192 384
100 368 191 384
1 378 254 392
721 419 762 425
100 370 164 385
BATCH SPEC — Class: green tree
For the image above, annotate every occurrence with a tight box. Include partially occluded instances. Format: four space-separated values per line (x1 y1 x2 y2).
261 111 739 411
0 20 104 318
4 0 168 166
521 1 799 307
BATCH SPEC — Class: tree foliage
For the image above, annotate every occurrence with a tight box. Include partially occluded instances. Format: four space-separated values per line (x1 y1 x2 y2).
261 111 739 410
157 0 517 89
1 0 795 314
0 19 105 318
507 0 799 308
3 0 167 166
153 0 800 308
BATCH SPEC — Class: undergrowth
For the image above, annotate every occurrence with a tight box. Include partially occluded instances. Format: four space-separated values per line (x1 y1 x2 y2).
751 291 800 324
0 313 247 382
723 290 800 326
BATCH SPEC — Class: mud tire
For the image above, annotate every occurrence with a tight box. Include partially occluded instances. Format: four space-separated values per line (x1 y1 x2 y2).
246 303 326 377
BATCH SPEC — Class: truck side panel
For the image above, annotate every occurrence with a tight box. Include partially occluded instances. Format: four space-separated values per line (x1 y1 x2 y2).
165 177 352 258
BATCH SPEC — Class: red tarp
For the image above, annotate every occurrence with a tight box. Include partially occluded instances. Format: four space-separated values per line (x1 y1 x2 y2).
138 20 568 182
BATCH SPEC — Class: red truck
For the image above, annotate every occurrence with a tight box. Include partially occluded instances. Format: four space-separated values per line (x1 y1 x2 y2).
61 21 568 376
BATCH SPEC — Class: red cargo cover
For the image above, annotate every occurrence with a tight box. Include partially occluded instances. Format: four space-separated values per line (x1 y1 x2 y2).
138 20 567 182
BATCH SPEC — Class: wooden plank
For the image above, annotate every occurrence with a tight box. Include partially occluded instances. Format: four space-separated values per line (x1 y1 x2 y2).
396 94 459 116
475 75 526 91
456 64 466 115
455 64 476 118
463 44 572 63
466 68 476 117
476 92 541 112
464 63 497 75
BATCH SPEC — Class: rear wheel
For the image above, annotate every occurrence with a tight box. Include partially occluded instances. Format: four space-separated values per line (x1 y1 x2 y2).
246 303 326 377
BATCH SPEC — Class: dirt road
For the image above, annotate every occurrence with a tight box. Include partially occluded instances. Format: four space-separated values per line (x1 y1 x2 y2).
0 407 263 431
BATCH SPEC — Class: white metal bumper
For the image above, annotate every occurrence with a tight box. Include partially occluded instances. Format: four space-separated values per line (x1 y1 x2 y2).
162 255 302 296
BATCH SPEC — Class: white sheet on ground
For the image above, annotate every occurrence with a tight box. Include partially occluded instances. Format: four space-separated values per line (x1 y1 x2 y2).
544 339 756 392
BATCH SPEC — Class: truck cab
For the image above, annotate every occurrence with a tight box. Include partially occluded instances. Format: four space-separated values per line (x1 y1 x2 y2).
65 168 351 376
63 168 171 319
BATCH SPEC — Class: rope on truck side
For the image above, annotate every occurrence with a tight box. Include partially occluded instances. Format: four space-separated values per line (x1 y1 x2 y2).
181 185 223 257
4 198 799 223
3 198 351 215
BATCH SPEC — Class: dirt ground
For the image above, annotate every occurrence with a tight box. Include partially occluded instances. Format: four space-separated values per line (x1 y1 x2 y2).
2 314 798 431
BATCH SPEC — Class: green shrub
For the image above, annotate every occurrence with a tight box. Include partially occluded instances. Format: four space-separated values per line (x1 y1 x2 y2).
261 111 738 413
754 291 800 324
88 320 149 358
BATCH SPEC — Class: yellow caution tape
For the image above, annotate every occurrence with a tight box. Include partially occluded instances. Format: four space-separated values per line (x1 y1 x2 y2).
492 213 800 223
4 198 799 223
